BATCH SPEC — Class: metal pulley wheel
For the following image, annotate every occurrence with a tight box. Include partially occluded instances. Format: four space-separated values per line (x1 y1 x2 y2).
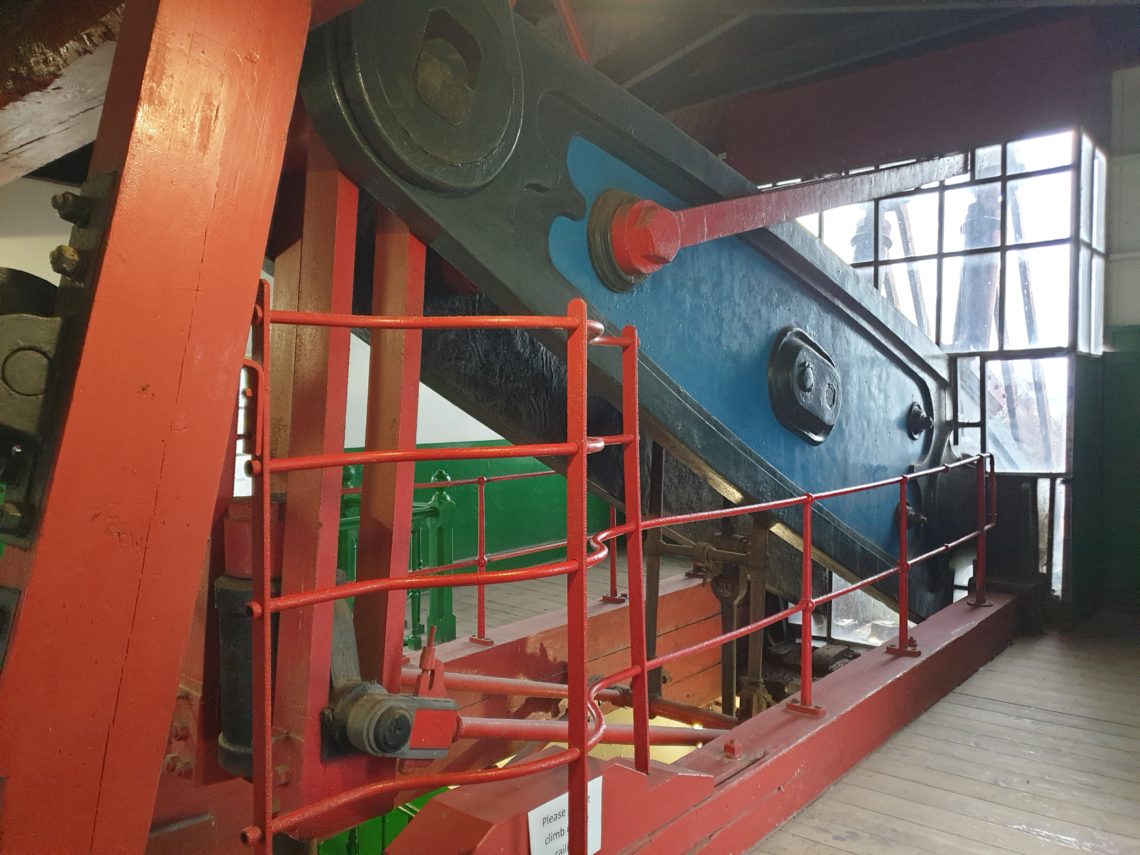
316 0 525 193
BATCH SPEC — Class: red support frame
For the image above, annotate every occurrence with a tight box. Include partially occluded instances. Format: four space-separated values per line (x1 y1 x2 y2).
356 209 427 693
268 135 358 810
0 1 311 850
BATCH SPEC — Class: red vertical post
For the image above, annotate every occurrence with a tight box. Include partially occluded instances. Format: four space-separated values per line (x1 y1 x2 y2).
469 476 493 645
620 327 651 774
969 455 992 607
565 299 591 855
247 291 273 854
271 136 357 807
552 0 590 61
0 2 311 849
799 501 814 708
601 504 626 603
355 209 426 692
987 454 995 524
787 499 824 716
887 478 920 656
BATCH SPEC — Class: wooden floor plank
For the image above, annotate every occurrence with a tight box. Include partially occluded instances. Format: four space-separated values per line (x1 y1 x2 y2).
861 748 1140 841
915 709 1140 771
826 780 1072 854
785 809 938 855
883 731 1140 815
952 676 1140 728
757 608 1140 854
842 767 1139 855
934 696 1140 754
965 662 1140 705
903 718 1140 784
756 829 853 855
803 799 1002 855
943 692 1140 741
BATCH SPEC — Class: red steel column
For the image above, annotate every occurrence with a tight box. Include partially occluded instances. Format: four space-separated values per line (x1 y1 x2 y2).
271 136 357 805
969 455 992 607
787 499 824 717
0 0 312 850
469 476 494 644
887 478 920 657
620 327 652 774
355 208 426 691
565 299 591 855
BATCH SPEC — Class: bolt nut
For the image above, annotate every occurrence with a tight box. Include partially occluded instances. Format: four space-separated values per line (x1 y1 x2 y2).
797 362 815 393
49 244 84 279
163 753 181 773
177 759 194 779
723 739 743 759
50 192 91 225
170 722 191 741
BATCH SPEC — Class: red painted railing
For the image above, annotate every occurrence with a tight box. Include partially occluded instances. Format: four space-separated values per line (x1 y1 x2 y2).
241 290 648 853
350 469 626 634
239 285 996 851
384 468 627 642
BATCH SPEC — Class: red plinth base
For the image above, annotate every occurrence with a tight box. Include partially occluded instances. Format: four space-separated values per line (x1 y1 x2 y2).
390 593 1019 854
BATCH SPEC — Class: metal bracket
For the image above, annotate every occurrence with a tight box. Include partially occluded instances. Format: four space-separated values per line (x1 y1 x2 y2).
0 171 118 548
769 328 841 445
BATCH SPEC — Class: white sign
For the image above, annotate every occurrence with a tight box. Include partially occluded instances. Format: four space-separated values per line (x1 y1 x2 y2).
527 776 603 855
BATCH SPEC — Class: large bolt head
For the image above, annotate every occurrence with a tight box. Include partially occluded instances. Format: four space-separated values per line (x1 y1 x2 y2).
50 192 91 225
49 245 83 278
797 362 816 393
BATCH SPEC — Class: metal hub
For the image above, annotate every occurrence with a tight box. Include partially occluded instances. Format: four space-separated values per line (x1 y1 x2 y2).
322 0 524 193
587 188 647 292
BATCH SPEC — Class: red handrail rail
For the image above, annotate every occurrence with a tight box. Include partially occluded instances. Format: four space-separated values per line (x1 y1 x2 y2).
239 282 996 851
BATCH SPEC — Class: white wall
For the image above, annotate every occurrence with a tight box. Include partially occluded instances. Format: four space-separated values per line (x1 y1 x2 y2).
1107 66 1140 328
345 335 501 448
0 177 73 281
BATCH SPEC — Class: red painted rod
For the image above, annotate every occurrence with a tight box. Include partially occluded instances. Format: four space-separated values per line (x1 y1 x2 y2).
256 560 576 616
643 453 990 530
340 469 559 494
647 602 802 671
552 0 590 62
399 668 732 730
646 495 808 531
474 478 488 640
895 479 912 652
268 442 578 474
259 747 580 840
398 668 626 704
413 469 556 489
648 697 738 730
455 716 724 746
797 500 815 708
269 309 579 331
811 563 902 607
608 155 967 278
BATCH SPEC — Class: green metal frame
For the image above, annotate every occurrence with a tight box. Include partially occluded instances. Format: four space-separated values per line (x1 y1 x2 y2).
339 465 458 650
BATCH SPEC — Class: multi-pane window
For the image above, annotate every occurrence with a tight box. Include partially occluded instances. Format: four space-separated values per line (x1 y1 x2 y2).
795 129 1107 600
